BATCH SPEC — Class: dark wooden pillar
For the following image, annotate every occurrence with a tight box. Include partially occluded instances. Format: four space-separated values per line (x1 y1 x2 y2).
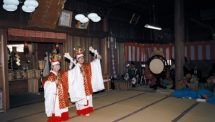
103 38 109 75
103 17 109 75
62 36 69 70
175 0 185 89
0 28 9 111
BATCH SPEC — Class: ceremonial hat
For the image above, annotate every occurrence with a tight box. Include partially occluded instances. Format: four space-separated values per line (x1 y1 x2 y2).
74 47 85 59
49 49 61 65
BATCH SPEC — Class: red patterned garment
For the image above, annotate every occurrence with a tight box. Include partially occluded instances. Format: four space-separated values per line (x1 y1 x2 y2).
77 63 94 115
80 63 93 96
43 71 69 122
44 71 69 109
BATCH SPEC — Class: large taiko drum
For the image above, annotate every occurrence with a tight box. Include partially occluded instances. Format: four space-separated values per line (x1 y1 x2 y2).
149 55 167 75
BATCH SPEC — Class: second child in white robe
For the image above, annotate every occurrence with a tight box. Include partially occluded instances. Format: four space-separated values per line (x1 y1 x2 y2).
68 57 104 116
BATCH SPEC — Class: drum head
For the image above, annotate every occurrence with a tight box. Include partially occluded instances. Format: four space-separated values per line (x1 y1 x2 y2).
149 58 164 74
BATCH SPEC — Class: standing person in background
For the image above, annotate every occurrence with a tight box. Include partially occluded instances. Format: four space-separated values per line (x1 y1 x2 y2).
43 52 50 77
128 62 139 87
183 57 193 76
170 58 175 89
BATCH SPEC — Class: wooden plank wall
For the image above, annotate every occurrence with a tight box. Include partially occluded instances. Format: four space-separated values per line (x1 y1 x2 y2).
64 35 107 74
117 42 126 76
63 36 126 77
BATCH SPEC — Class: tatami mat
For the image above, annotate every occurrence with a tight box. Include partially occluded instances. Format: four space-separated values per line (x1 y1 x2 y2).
120 97 196 122
70 93 165 122
1 88 215 122
178 102 215 122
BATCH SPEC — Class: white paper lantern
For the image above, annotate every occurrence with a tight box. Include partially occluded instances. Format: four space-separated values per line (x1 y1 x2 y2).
24 0 39 8
91 16 101 22
75 14 85 21
76 12 101 23
3 0 19 6
3 4 17 11
87 13 98 19
80 17 89 23
22 5 35 13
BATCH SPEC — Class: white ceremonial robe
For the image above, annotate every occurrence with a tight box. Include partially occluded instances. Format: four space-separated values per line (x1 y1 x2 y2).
68 65 86 104
68 59 104 114
44 71 68 117
91 59 105 92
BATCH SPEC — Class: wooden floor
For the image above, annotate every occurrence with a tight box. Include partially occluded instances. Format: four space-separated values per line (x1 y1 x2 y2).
1 87 215 122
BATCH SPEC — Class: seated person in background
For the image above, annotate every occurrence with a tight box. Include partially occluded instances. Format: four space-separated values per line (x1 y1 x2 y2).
178 72 199 90
206 72 215 92
173 72 199 99
186 73 199 91
196 76 215 104
177 79 186 90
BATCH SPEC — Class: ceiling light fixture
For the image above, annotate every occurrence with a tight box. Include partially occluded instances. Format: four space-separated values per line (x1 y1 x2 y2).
3 0 19 11
22 0 39 13
75 12 101 24
75 14 85 21
144 24 162 30
87 13 101 22
75 14 89 23
3 0 39 13
3 4 18 11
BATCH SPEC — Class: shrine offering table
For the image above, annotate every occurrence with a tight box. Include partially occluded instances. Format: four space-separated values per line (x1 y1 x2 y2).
9 79 28 95
9 78 40 95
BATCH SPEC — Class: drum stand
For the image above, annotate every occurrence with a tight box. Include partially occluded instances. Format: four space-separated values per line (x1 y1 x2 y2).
140 75 148 86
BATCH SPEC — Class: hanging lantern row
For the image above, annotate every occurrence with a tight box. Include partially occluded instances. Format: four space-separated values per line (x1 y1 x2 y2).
3 0 39 13
75 13 101 24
